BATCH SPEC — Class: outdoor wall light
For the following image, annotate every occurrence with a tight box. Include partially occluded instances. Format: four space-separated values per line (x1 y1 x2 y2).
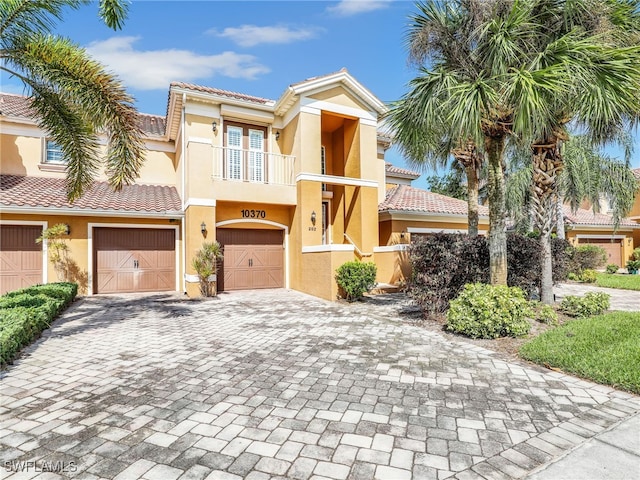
64 224 70 235
212 121 217 133
200 221 207 233
400 230 405 239
275 131 280 141
311 211 316 225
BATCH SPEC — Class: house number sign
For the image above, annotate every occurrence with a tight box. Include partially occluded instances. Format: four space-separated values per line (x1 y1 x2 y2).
241 209 267 219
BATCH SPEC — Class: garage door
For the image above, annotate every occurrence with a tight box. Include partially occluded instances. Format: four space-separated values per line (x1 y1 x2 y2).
0 225 43 295
578 238 622 267
94 228 175 294
217 229 284 291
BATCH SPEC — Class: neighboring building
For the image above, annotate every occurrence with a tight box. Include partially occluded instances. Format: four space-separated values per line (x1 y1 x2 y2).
563 206 638 267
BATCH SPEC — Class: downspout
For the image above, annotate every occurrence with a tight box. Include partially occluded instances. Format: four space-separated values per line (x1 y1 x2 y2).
181 93 187 293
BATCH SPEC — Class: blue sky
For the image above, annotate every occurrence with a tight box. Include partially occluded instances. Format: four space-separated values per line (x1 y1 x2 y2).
2 0 639 179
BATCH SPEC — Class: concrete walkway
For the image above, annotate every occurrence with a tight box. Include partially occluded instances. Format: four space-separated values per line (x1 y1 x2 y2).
0 289 638 479
553 282 640 312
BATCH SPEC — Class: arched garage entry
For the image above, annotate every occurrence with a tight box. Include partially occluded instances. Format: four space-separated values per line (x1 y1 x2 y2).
215 219 289 291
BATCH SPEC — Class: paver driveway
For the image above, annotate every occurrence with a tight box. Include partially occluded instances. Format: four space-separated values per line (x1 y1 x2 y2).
1 290 638 480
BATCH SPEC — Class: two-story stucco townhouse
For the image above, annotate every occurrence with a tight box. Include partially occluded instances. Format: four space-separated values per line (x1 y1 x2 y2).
1 70 413 299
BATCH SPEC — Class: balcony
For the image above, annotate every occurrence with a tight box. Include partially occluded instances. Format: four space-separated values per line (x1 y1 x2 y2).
212 146 295 186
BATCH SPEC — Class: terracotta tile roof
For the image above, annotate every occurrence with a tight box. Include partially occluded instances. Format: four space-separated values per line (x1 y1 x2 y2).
170 82 274 105
563 205 638 227
379 184 489 216
385 162 420 179
0 175 182 214
0 92 166 137
137 113 166 137
0 92 33 117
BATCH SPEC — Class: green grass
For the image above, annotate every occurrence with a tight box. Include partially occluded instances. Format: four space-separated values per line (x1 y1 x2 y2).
519 312 640 394
595 273 640 291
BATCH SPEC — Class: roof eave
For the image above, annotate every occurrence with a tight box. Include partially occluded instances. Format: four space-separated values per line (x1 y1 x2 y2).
0 205 185 219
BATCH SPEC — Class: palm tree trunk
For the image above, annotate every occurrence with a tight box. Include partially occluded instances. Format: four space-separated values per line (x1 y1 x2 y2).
465 163 479 236
485 136 507 285
556 193 565 239
532 139 564 304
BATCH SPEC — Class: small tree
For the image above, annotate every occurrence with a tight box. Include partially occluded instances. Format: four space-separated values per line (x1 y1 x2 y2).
36 224 88 293
192 242 223 297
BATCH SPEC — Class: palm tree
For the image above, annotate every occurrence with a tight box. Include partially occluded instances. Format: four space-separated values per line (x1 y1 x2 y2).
393 0 579 285
0 0 144 201
524 1 640 303
386 103 484 235
507 135 638 233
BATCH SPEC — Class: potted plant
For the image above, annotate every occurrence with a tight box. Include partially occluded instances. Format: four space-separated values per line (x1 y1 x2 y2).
626 260 640 275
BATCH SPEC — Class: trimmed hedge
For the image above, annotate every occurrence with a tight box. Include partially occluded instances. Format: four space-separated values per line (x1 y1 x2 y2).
408 233 571 317
0 282 77 366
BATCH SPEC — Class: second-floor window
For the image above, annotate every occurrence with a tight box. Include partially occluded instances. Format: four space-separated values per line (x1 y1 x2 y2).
45 140 65 164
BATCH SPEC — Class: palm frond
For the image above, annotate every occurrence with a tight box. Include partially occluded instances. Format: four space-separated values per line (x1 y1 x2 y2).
8 34 144 194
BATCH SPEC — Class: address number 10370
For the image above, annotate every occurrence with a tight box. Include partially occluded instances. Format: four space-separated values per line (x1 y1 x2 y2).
241 209 266 219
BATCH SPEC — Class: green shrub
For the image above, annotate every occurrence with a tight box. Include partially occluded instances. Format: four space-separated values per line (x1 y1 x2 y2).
605 264 619 274
632 247 640 261
0 283 77 366
336 261 377 301
445 284 533 339
534 303 559 325
560 292 610 318
551 238 572 284
569 245 607 274
407 233 570 318
627 260 640 273
409 234 488 316
580 269 597 283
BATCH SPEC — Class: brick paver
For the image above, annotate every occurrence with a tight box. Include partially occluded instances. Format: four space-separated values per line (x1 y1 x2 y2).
1 290 639 479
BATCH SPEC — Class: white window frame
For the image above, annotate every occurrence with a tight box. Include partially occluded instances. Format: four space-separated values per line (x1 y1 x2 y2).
248 129 264 182
44 139 66 164
226 126 243 181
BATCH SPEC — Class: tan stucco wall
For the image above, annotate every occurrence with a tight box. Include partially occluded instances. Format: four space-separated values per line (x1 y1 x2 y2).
1 129 177 185
374 249 411 286
300 249 356 301
378 218 491 246
184 205 216 297
309 87 366 110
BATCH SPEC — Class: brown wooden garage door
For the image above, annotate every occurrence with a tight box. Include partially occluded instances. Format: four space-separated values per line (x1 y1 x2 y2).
94 228 175 294
578 238 622 267
0 225 43 295
217 229 284 291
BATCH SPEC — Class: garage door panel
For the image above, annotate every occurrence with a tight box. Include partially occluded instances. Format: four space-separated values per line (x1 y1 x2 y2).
94 228 175 294
218 229 284 291
0 225 43 295
578 238 622 267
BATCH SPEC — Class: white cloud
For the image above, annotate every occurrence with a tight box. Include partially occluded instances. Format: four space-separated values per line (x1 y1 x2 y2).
210 25 322 48
85 36 270 90
327 0 393 16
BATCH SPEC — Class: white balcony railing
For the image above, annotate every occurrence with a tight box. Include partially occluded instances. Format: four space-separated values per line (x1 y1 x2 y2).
212 146 295 186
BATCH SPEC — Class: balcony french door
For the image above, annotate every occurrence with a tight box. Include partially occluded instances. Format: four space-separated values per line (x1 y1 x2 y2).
248 129 264 182
226 126 243 180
